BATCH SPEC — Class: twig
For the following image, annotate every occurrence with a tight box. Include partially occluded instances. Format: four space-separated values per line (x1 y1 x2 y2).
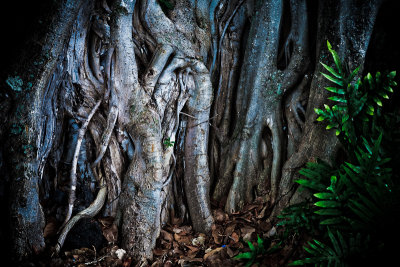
188 114 219 128
84 255 109 265
179 111 197 119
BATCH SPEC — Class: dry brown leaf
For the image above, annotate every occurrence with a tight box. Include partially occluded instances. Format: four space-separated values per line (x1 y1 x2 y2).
161 229 174 242
153 248 166 256
260 220 272 231
180 257 203 262
173 227 183 234
226 247 237 258
230 232 239 243
98 216 114 227
240 225 255 235
241 226 255 242
257 206 268 219
203 247 223 260
43 217 57 238
174 233 192 245
243 204 259 213
171 217 182 225
214 209 228 222
212 225 224 244
103 223 118 243
122 257 132 267
224 224 236 236
161 239 172 249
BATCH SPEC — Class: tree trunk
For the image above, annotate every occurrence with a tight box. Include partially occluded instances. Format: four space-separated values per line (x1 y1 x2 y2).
1 0 387 263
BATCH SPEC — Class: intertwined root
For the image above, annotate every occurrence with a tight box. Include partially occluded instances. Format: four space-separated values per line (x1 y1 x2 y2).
56 0 215 257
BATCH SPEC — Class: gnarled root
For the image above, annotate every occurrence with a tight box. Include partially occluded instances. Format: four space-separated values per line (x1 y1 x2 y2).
55 173 107 253
184 61 214 233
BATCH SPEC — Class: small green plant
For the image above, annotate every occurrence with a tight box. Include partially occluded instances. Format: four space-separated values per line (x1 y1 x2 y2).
234 235 281 266
163 137 175 148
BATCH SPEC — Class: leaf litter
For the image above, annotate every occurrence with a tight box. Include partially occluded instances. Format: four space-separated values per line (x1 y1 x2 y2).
37 197 302 266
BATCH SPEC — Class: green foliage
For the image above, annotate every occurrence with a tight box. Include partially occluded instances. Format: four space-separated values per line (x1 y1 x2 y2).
277 201 320 235
234 235 282 266
279 41 400 266
289 228 368 266
315 41 396 155
163 137 175 148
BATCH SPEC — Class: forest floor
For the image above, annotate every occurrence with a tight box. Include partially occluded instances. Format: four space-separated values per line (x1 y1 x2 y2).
33 198 305 267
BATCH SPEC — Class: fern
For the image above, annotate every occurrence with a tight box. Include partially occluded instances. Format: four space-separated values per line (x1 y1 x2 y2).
234 235 282 267
289 229 368 267
280 41 399 266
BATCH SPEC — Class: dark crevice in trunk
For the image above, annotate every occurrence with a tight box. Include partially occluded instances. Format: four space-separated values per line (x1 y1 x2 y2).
276 0 292 70
260 126 273 173
227 17 250 138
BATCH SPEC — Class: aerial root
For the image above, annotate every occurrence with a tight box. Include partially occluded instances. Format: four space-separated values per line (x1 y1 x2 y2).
269 111 284 206
60 99 102 231
92 105 118 167
92 46 118 168
55 173 107 254
89 34 104 84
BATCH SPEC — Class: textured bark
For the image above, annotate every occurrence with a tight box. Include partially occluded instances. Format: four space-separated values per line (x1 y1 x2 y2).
2 0 387 263
7 0 86 260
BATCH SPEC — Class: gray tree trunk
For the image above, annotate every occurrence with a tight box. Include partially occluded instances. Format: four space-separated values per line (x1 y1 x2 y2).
2 0 383 263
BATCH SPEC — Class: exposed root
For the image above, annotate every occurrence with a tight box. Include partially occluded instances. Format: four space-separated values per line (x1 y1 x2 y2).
55 173 107 254
89 34 104 84
92 101 118 167
61 99 102 229
184 61 214 233
93 47 118 168
144 44 175 95
269 111 284 205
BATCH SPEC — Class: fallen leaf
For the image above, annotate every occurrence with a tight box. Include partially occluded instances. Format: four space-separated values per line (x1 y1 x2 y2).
214 209 228 222
204 247 223 260
122 257 132 267
173 227 183 234
103 223 118 243
43 217 57 238
212 224 224 244
174 233 191 245
226 246 237 258
257 206 268 219
161 229 174 242
224 224 236 236
241 226 255 242
243 204 259 213
260 220 272 232
98 216 114 227
153 248 166 256
230 232 239 243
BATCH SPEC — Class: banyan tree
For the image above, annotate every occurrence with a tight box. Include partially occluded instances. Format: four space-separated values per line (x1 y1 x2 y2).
0 0 397 264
